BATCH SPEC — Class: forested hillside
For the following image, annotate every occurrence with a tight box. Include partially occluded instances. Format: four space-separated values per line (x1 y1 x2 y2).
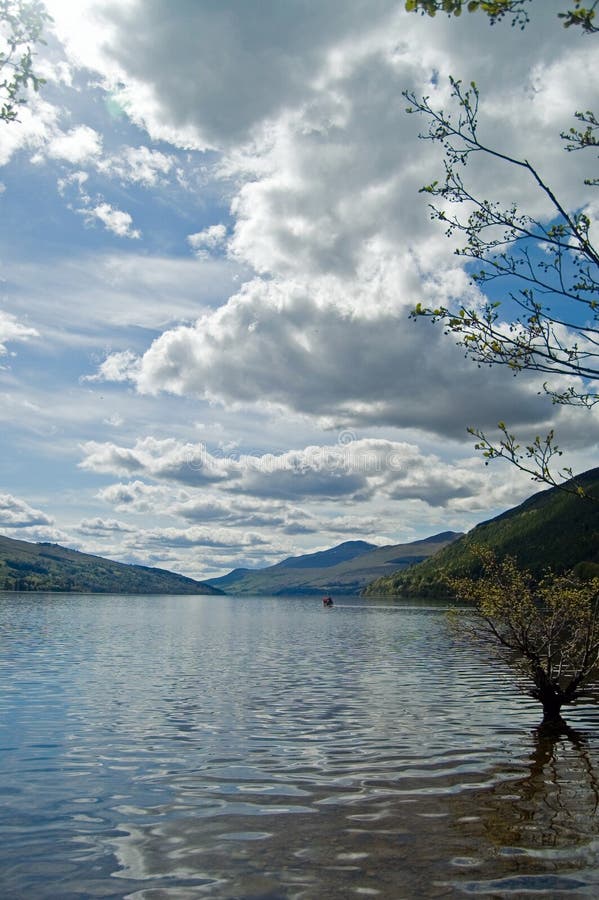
207 533 461 595
364 469 599 598
0 534 221 594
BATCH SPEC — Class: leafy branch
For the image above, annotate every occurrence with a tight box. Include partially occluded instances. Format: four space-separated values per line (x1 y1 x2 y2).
0 0 50 124
406 78 599 394
405 0 598 33
405 74 598 492
405 0 532 28
467 422 599 500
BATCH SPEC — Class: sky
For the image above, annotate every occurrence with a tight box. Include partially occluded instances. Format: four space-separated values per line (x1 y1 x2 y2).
0 0 598 580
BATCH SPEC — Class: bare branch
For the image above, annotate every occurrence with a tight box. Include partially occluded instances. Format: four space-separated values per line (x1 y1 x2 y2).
405 74 599 492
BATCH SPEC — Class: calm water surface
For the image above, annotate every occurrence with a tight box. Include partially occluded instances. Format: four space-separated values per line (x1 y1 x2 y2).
2 592 599 899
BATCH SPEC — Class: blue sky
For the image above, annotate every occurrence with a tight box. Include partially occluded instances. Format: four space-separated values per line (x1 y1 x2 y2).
0 0 597 579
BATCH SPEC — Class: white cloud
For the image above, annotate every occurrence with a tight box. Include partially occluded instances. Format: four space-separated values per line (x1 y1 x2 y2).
96 480 170 512
0 311 38 355
85 202 141 239
70 0 400 149
47 125 103 164
79 436 232 486
0 95 60 166
97 480 321 531
77 517 135 535
35 56 74 88
187 224 227 257
172 494 288 528
80 435 533 511
44 0 128 76
0 493 54 528
133 525 267 550
94 275 577 441
9 525 73 544
57 169 90 196
69 2 595 448
84 349 140 383
2 252 246 337
97 145 175 186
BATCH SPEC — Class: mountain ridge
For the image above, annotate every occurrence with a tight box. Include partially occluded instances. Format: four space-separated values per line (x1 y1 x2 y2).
273 540 377 570
364 467 599 598
0 533 222 594
206 532 462 595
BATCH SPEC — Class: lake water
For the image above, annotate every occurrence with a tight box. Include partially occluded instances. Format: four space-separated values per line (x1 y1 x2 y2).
2 592 599 899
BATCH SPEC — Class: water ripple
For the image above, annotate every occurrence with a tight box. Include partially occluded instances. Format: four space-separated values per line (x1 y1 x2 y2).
1 592 599 898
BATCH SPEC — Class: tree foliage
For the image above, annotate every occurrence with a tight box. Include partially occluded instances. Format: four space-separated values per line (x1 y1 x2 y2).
403 5 599 493
449 547 599 722
405 0 598 33
405 1 599 728
0 0 49 124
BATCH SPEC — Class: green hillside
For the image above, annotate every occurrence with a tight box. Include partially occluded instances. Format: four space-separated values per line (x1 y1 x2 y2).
0 534 222 594
206 533 461 595
364 468 599 598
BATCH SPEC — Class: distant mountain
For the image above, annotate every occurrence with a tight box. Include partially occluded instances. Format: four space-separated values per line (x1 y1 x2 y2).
207 567 253 590
275 540 377 570
206 533 461 595
0 534 222 595
364 468 599 598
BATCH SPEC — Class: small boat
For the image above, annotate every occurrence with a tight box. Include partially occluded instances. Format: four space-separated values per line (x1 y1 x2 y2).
322 595 334 607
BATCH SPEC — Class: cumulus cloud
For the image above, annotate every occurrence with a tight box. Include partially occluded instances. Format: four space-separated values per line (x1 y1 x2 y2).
66 2 595 448
0 494 54 528
172 494 287 528
0 95 60 166
57 1 594 229
95 478 392 542
85 0 399 148
84 349 140 383
80 436 230 486
57 169 90 197
96 145 175 186
97 480 345 533
77 517 136 535
187 224 228 257
131 525 267 550
2 117 161 239
46 125 103 164
80 435 530 510
92 276 576 441
96 480 168 512
85 202 141 239
55 166 144 241
10 525 73 544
